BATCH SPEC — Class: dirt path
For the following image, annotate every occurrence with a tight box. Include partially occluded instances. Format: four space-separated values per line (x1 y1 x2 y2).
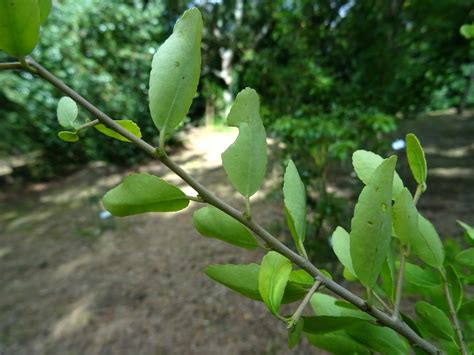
0 128 312 355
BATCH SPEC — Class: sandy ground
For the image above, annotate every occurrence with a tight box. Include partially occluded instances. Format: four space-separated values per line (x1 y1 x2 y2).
1 111 473 355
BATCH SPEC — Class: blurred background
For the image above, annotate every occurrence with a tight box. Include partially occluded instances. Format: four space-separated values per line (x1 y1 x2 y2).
0 0 473 354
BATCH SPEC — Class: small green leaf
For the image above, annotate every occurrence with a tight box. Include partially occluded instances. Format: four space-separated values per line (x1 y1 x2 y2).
411 214 445 268
405 262 440 288
445 264 463 311
0 0 40 56
94 120 142 142
304 331 370 355
57 97 79 128
288 269 314 287
455 248 474 267
102 173 189 216
460 24 474 39
193 206 258 249
331 226 356 277
38 0 52 24
303 316 365 335
259 251 292 314
284 159 307 246
457 220 474 240
352 150 403 197
350 156 396 288
406 133 427 186
222 122 267 198
148 8 202 140
415 301 454 341
392 187 419 247
58 131 79 142
288 318 304 349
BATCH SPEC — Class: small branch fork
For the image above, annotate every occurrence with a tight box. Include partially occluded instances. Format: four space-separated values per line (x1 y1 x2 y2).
288 279 322 328
3 58 441 355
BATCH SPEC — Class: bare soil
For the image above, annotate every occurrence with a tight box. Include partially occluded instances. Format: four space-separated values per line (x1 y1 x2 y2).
1 111 473 355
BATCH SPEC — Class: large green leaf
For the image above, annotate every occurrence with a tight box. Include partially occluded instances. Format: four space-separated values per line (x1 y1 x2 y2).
57 96 79 129
392 187 419 247
455 247 474 267
0 0 40 57
193 206 258 249
411 214 445 268
415 301 454 341
259 251 292 314
205 263 307 304
303 316 365 334
94 120 142 142
222 122 267 197
102 173 189 216
38 0 52 24
148 8 202 140
350 156 396 288
406 133 427 186
331 226 356 277
347 323 409 355
304 331 370 355
352 150 403 197
222 89 267 198
310 293 373 321
283 159 307 245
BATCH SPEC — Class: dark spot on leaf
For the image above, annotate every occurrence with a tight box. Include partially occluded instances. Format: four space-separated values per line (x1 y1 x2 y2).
368 221 374 226
175 61 180 67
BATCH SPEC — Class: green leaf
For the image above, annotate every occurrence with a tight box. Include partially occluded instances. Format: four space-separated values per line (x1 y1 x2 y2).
222 122 267 198
455 248 474 267
94 120 142 142
221 89 267 198
288 269 314 287
406 133 427 186
350 156 396 288
288 318 304 349
460 24 474 39
259 251 292 314
304 331 370 355
102 173 189 216
392 187 419 247
303 316 365 334
347 323 409 355
415 301 454 341
331 226 356 277
205 263 307 304
405 262 440 288
38 0 52 24
193 206 258 249
57 97 79 128
445 264 463 311
148 8 202 140
310 293 373 321
380 247 396 302
411 214 445 268
457 220 474 240
284 159 307 246
0 0 40 56
352 150 403 197
58 131 79 143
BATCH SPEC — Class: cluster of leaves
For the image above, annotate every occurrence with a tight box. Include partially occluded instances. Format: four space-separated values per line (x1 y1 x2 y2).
2 4 472 354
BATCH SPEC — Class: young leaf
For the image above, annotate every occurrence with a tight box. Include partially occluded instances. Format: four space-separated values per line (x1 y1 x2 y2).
457 220 474 240
102 173 189 216
288 318 304 349
406 133 427 186
350 156 396 288
94 120 142 142
304 331 370 355
259 251 292 314
58 131 79 142
415 301 454 341
38 0 52 24
352 150 403 197
193 206 259 249
331 226 356 277
148 8 202 140
283 159 307 245
411 214 445 269
0 0 40 57
221 89 267 198
57 97 79 128
455 248 474 267
221 122 267 198
392 187 419 247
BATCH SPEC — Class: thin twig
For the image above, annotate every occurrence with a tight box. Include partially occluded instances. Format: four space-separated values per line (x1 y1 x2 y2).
21 57 441 355
75 119 100 132
0 62 23 70
288 279 322 328
393 248 407 318
372 290 393 314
